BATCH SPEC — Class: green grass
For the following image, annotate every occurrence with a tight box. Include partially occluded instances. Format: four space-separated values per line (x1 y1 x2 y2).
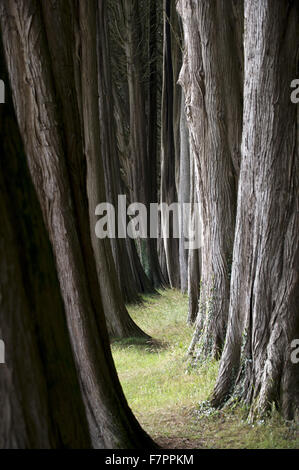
111 289 299 449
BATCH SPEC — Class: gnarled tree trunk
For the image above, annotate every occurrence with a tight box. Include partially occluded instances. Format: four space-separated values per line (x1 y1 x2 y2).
0 45 90 449
212 0 299 421
40 0 148 339
0 0 155 448
121 0 166 288
178 92 191 294
160 0 182 289
99 0 154 304
178 0 243 359
186 155 202 324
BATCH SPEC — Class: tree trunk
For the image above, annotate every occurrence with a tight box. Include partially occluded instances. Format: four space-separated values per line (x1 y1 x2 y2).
177 0 243 359
147 0 168 289
113 85 158 300
212 0 299 421
122 0 165 288
186 155 202 324
98 0 156 303
40 0 148 339
79 0 149 338
160 0 181 289
178 92 190 294
0 0 156 448
0 46 90 449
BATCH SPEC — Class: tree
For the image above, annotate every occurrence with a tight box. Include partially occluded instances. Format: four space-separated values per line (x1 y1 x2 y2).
178 92 191 294
40 0 148 339
177 0 243 359
108 0 166 289
147 0 169 288
98 0 155 303
185 155 202 324
212 0 299 420
0 43 90 449
160 0 182 289
0 0 156 448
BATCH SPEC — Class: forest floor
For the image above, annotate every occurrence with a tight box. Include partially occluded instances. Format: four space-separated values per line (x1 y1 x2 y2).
112 289 299 449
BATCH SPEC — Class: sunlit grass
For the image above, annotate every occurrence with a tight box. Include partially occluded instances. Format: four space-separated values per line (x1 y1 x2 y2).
111 289 299 449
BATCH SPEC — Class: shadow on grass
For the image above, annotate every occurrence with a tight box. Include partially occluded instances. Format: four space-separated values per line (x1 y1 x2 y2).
111 336 168 353
125 288 163 307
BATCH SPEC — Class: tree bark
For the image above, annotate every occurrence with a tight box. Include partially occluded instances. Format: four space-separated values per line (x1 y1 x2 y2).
40 0 148 339
147 0 169 289
212 0 299 421
79 0 149 338
177 0 243 359
121 0 166 288
186 155 202 324
178 92 190 294
160 0 182 289
0 0 156 448
98 0 155 303
0 45 90 449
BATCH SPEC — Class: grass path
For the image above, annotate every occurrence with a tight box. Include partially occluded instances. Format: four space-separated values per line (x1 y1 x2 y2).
112 289 299 449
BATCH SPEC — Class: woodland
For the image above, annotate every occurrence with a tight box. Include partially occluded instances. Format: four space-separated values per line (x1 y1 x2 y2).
0 0 298 450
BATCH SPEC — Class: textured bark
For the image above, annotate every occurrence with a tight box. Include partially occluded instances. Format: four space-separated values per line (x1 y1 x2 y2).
97 0 140 304
178 93 190 294
79 0 149 338
171 3 183 198
158 232 170 285
0 53 90 449
160 0 181 289
212 0 299 421
112 80 156 300
148 0 159 217
147 0 168 289
178 0 243 359
40 0 147 339
98 0 156 303
186 155 202 324
0 0 155 448
122 0 165 289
